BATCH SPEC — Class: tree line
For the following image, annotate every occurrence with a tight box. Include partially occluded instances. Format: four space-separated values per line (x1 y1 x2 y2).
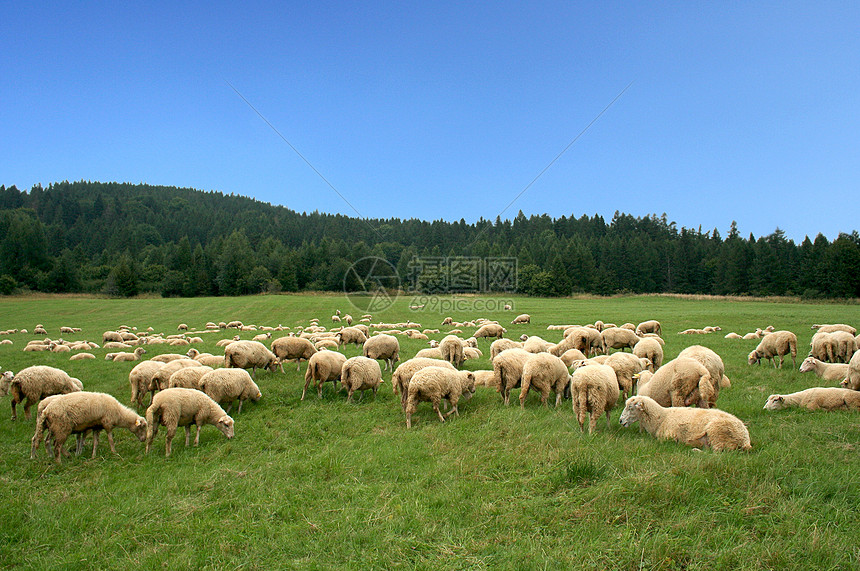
0 181 858 299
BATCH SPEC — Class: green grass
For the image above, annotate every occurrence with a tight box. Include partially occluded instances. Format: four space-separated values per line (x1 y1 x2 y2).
0 293 859 569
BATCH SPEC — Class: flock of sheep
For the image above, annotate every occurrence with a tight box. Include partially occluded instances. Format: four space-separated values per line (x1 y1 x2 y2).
2 313 859 463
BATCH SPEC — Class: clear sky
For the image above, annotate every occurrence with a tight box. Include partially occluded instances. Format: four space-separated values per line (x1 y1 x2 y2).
2 2 857 242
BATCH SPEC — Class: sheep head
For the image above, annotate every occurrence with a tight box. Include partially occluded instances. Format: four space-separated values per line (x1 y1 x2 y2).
131 417 148 441
0 371 14 396
747 351 761 366
619 397 646 427
799 357 815 373
764 395 787 411
216 416 235 439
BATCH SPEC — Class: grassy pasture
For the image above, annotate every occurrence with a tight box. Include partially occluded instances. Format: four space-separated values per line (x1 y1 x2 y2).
0 293 858 569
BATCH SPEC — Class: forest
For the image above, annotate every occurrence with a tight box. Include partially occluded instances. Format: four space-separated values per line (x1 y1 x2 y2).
0 181 857 299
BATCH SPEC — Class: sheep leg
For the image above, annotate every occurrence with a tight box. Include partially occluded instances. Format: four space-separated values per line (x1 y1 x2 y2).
106 430 117 454
53 432 70 464
23 398 34 421
295 361 301 373
185 426 192 447
301 378 311 400
445 397 460 418
433 400 446 423
194 424 202 446
237 399 244 414
91 431 100 458
10 399 18 421
165 426 177 457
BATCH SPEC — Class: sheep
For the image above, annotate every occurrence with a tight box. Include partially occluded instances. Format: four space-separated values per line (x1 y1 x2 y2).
336 327 368 347
518 353 569 408
178 323 188 331
600 327 640 353
226 320 243 329
103 342 132 350
150 353 189 363
31 392 147 463
405 367 476 428
559 349 588 368
474 323 506 340
619 395 751 451
129 361 164 409
362 334 400 372
604 352 648 399
198 368 261 414
571 364 620 433
840 350 860 390
216 336 241 348
252 332 272 342
167 366 214 390
34 325 48 335
748 330 798 368
441 317 453 326
145 388 234 457
636 357 714 409
70 353 95 360
493 348 532 406
439 335 465 369
463 347 483 361
490 338 523 360
678 345 730 394
303 350 348 400
635 320 662 337
148 359 201 401
271 336 318 372
31 395 94 459
224 340 279 379
827 331 856 363
812 324 856 335
315 339 339 351
472 370 498 388
109 347 147 362
558 326 602 357
810 331 840 363
511 314 531 325
340 356 383 403
415 347 443 359
633 338 663 372
799 356 849 383
764 387 860 412
724 332 742 339
522 336 554 354
0 366 82 421
51 343 70 353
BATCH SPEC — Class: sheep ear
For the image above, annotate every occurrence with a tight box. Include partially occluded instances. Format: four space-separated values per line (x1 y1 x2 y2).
777 396 784 402
635 401 645 410
135 418 145 427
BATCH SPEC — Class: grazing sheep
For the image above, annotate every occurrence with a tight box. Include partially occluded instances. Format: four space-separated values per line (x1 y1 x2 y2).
362 334 400 372
110 347 147 362
748 330 798 368
129 361 165 409
177 323 188 331
148 359 201 400
601 327 640 353
224 340 279 379
493 348 532 406
271 336 318 372
522 336 554 354
391 358 456 410
340 356 383 403
827 331 856 363
167 366 214 390
439 335 465 369
678 345 730 394
31 392 147 463
633 338 663 372
635 320 662 337
558 326 602 357
619 395 751 451
604 352 648 399
840 350 860 390
519 352 569 408
472 370 498 388
799 357 849 383
765 388 860 411
336 327 368 347
809 331 841 363
1 366 82 421
490 338 523 360
303 350 348 400
145 388 234 457
405 367 476 428
474 323 506 340
70 353 95 360
463 347 483 361
571 364 620 433
636 357 714 409
559 349 588 368
511 314 531 325
198 369 262 414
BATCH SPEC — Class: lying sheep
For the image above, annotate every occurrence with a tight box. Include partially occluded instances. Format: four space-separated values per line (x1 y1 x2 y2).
635 320 662 337
340 356 383 402
724 332 742 339
439 335 465 369
198 368 261 414
303 350 348 400
150 353 190 363
519 353 569 408
167 366 214 390
511 314 531 325
405 367 476 428
1 366 82 421
764 388 860 412
636 357 714 409
633 338 663 371
799 357 849 383
619 396 751 451
391 358 456 410
271 336 317 372
362 334 400 371
415 347 443 359
748 330 798 368
678 345 730 394
463 347 483 361
129 361 164 409
31 391 147 463
493 348 532 406
70 353 95 360
571 364 620 433
145 388 234 457
812 324 857 335
474 323 506 340
110 347 147 362
224 340 279 379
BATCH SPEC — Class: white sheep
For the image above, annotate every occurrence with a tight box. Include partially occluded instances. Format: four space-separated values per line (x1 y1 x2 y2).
522 335 554 354
678 345 730 395
636 357 714 409
391 358 456 410
518 352 569 408
1 366 83 421
571 364 620 433
70 353 95 360
619 395 751 451
812 324 856 335
109 347 147 362
414 347 443 360
748 330 798 368
224 340 279 379
633 338 663 371
336 327 368 347
439 335 465 369
474 323 506 340
604 352 649 399
493 348 532 406
559 349 588 368
490 338 523 360
148 359 202 400
511 314 531 325
129 360 165 409
340 356 383 402
271 336 318 372
764 388 860 412
145 388 234 457
30 391 147 463
405 367 476 428
198 368 261 414
362 334 400 371
303 350 348 400
840 350 860 390
150 353 190 363
635 320 662 337
600 327 640 353
167 366 214 390
798 357 849 383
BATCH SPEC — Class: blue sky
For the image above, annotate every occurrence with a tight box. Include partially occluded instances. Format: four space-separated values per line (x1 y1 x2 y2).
2 2 857 242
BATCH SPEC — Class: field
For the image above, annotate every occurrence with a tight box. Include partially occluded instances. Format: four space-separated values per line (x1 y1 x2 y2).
0 293 859 570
